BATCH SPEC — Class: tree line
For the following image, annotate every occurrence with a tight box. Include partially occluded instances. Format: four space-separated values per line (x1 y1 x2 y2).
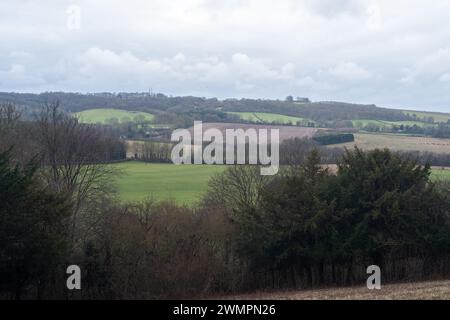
0 92 412 124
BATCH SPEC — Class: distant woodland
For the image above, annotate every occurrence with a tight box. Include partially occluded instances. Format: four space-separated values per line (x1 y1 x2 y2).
0 91 410 123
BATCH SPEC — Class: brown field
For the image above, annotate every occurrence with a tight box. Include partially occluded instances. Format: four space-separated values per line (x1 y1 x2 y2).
189 122 320 142
128 127 450 157
337 132 450 153
223 280 450 300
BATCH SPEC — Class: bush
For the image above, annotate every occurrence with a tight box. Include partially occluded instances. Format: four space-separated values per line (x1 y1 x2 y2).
0 149 71 299
215 147 450 290
313 133 355 145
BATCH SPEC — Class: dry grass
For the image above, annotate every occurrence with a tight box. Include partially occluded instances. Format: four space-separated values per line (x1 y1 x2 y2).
337 132 450 153
223 280 450 300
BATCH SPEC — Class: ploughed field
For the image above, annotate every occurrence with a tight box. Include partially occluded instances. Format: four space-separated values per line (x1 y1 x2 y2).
188 122 320 142
111 162 450 204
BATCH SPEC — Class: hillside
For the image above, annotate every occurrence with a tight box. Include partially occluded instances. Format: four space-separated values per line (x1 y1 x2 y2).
4 92 450 149
3 92 447 123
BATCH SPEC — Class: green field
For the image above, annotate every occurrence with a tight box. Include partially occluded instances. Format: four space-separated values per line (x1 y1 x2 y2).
402 110 450 123
76 108 154 124
431 168 450 180
111 162 450 205
228 112 307 124
352 119 435 129
112 162 225 204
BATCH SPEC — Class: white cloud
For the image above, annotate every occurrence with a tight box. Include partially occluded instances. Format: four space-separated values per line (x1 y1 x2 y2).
329 62 372 81
1 0 450 110
440 73 450 82
303 0 365 18
402 48 450 83
295 77 317 87
74 48 303 94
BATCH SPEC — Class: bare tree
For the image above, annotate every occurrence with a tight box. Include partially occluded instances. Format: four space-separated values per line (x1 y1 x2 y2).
36 101 116 246
0 102 22 152
203 165 271 217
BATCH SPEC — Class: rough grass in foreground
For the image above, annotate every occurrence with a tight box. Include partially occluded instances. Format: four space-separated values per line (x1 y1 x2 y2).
224 280 450 300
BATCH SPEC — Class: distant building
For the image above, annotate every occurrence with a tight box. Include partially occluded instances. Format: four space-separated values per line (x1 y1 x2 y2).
296 97 311 103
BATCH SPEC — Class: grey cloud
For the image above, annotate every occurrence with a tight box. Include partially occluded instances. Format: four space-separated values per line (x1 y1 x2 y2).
303 0 365 17
1 1 450 111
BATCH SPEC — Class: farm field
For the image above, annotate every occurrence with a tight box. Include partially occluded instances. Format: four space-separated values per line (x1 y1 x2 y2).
432 168 450 180
111 162 449 204
191 122 320 142
75 108 154 124
403 110 450 123
352 119 434 129
336 132 450 153
111 162 225 204
228 112 307 124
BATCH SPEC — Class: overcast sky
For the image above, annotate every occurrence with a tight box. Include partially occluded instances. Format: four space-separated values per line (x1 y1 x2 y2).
2 0 450 111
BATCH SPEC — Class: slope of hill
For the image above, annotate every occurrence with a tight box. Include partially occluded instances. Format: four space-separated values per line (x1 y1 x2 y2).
2 92 442 123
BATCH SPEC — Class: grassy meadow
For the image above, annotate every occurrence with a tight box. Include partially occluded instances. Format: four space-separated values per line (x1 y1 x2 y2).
352 119 435 129
111 162 225 204
111 161 450 204
75 108 154 124
431 168 450 180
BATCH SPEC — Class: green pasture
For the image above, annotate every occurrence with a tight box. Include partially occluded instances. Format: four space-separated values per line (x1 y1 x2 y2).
110 162 450 205
431 168 450 181
111 162 225 204
352 119 435 129
402 110 450 123
75 108 154 124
